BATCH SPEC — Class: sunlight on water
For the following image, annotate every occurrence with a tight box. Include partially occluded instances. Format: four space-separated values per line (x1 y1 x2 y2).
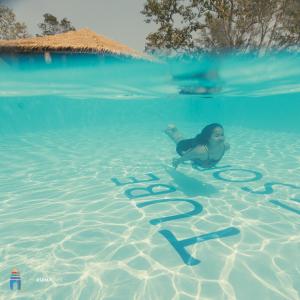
0 52 299 300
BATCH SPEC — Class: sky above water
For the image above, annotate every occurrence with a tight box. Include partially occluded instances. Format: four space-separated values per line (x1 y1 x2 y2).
1 0 157 51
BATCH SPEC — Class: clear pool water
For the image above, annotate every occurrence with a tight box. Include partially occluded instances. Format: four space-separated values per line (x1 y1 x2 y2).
0 53 299 300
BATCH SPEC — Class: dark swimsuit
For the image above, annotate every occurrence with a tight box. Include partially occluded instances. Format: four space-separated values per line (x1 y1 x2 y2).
176 139 225 169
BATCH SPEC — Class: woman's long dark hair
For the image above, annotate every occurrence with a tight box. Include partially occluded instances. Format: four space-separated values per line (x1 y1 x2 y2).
176 123 223 155
194 123 223 146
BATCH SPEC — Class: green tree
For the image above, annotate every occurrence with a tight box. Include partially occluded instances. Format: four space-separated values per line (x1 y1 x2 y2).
141 0 300 53
0 5 29 39
38 13 75 36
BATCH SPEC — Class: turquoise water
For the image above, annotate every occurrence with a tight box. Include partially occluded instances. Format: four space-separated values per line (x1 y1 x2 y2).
0 53 299 300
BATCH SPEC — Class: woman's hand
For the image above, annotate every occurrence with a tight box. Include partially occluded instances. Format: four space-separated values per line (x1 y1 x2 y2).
172 157 180 169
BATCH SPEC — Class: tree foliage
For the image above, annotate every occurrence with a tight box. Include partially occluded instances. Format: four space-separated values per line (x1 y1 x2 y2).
0 5 29 39
38 13 75 36
141 0 300 53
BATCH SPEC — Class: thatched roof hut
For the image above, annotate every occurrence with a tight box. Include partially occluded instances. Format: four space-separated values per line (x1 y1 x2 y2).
0 28 145 62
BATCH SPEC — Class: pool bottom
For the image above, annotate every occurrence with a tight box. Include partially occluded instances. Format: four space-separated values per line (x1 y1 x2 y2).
0 126 299 300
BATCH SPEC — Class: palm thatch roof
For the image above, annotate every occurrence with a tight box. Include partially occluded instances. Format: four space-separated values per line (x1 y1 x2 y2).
0 28 144 58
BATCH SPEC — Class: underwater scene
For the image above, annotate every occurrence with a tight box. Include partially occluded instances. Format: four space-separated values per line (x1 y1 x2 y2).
0 53 299 300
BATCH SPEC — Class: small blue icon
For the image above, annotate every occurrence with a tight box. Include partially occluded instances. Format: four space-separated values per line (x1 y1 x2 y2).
10 268 21 290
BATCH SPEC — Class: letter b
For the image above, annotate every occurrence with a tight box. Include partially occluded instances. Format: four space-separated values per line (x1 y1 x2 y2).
125 184 176 199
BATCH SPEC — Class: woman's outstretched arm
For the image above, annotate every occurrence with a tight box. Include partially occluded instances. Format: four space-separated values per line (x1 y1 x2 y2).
172 146 207 168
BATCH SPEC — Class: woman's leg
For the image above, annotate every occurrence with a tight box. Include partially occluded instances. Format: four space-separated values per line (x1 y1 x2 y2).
164 124 185 144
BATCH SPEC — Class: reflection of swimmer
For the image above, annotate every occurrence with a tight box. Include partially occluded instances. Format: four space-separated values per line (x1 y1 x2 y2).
179 86 221 95
164 123 230 169
174 70 221 95
173 70 219 81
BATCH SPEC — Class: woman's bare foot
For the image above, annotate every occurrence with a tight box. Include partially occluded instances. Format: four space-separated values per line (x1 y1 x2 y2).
164 124 184 144
164 124 177 136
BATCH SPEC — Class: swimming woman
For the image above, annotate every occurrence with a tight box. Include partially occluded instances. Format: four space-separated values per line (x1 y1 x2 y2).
164 123 230 169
